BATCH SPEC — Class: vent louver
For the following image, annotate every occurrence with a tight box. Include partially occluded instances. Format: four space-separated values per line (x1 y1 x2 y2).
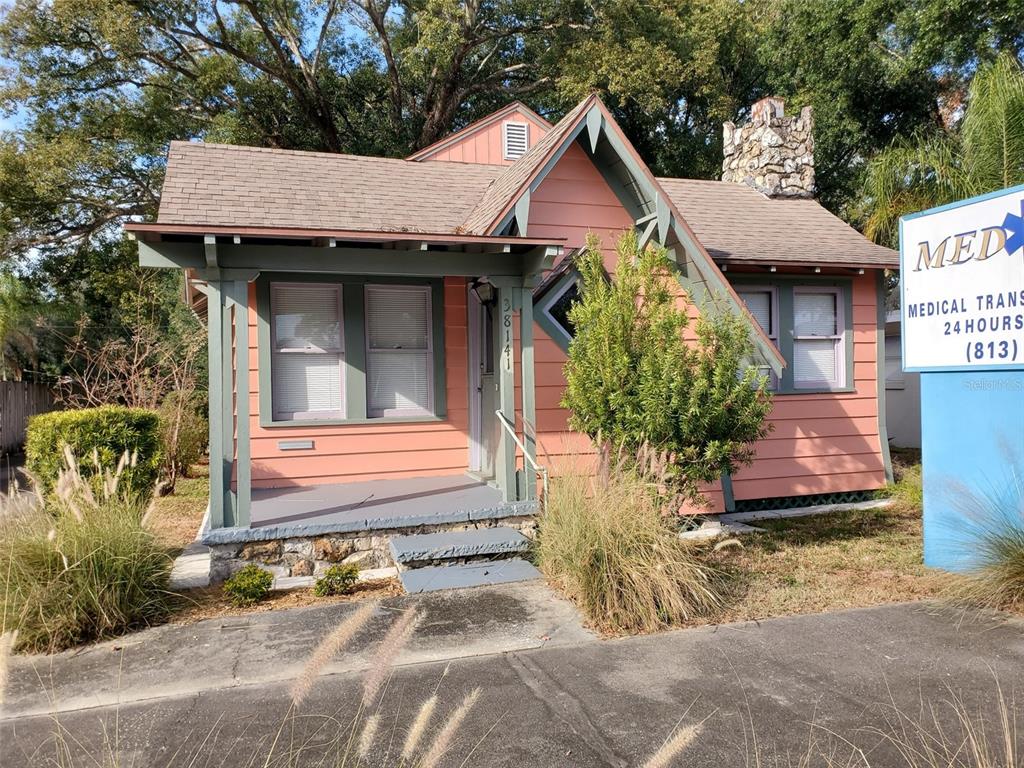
502 121 529 160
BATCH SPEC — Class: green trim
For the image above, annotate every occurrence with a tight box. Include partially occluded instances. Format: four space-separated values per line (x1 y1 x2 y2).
875 271 895 483
728 275 855 395
255 272 447 428
221 292 236 525
139 241 551 278
519 286 537 501
533 269 579 354
720 473 736 513
232 280 251 528
495 284 518 502
207 279 226 529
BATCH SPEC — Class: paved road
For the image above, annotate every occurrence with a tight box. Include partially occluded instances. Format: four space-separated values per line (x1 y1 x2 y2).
3 585 1022 767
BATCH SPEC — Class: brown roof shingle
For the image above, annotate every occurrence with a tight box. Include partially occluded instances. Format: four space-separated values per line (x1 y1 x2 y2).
157 141 504 234
657 178 897 268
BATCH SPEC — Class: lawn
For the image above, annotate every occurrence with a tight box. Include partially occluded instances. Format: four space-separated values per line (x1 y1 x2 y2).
148 464 209 556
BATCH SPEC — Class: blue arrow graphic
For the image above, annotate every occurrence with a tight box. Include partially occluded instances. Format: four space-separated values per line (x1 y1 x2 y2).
1003 200 1024 256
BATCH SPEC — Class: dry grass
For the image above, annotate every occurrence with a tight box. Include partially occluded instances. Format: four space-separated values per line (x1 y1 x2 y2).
146 465 208 555
704 503 958 627
169 577 403 624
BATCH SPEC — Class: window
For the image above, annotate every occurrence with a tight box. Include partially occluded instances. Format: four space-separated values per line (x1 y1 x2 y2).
365 285 433 417
884 335 905 389
502 122 529 160
793 287 844 388
540 279 580 343
270 283 345 420
737 287 779 388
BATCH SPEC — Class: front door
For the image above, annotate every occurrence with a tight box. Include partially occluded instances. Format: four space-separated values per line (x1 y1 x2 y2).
469 285 498 480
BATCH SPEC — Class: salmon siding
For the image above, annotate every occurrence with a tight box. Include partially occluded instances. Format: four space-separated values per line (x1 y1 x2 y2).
137 94 896 528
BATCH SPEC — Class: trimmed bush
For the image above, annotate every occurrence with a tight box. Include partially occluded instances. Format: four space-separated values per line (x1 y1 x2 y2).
26 405 163 496
314 564 360 597
536 468 724 634
224 564 274 607
0 460 174 653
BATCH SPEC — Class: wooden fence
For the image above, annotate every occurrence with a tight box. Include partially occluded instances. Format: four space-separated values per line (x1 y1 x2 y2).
1 381 56 454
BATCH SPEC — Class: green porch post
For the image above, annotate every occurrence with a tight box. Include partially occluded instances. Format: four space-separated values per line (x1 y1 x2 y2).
206 277 228 529
492 280 519 502
231 280 251 528
519 285 537 500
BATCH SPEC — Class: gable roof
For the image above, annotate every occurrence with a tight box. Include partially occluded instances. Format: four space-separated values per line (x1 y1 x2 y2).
658 178 897 268
157 141 504 234
406 101 552 162
462 96 598 234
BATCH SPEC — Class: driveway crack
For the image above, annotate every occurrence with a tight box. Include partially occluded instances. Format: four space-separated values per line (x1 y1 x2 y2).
506 651 628 768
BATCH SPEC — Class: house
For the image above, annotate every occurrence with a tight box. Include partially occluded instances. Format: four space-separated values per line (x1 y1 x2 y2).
127 95 898 589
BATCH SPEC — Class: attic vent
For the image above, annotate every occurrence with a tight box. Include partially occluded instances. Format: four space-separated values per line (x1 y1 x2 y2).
502 121 529 160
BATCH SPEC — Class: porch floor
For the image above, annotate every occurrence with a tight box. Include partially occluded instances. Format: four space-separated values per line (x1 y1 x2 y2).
201 473 538 545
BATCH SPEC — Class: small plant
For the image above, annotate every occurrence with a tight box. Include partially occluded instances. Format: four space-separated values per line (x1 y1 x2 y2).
26 405 164 496
536 466 724 634
0 451 173 653
223 564 274 607
314 564 360 597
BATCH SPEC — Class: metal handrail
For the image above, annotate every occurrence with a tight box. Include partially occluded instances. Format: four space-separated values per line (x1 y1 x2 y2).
495 410 549 506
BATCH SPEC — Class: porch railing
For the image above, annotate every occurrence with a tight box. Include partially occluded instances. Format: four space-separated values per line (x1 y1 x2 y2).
495 410 548 507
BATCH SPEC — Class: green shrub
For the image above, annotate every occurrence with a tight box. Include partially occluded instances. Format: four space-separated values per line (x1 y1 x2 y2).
536 468 724 634
224 564 274 607
158 391 208 482
314 564 360 597
0 460 174 653
562 231 773 505
26 405 163 496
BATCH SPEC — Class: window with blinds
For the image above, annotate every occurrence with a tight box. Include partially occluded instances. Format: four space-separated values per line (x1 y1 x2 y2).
270 283 344 420
793 288 844 388
365 285 433 417
502 121 529 160
737 287 779 389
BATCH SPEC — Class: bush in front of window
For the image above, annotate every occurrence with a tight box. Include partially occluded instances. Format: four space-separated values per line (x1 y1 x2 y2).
562 231 774 507
25 405 164 497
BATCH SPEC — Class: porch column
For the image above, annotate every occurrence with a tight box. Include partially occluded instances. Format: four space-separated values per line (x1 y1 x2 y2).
205 277 233 528
518 285 537 501
492 280 519 502
230 279 251 528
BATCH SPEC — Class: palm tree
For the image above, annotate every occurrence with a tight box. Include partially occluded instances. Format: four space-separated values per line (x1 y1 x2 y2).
861 54 1024 248
0 272 40 379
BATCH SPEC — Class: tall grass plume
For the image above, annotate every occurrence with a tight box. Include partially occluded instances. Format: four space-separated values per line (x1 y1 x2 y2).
290 601 375 706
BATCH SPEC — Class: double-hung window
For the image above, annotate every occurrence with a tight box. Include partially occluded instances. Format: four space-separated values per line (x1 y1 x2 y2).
270 283 345 420
365 285 433 417
793 287 844 389
737 287 779 389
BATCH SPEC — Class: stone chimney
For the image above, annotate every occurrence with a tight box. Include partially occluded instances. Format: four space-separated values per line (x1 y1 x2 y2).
722 97 814 198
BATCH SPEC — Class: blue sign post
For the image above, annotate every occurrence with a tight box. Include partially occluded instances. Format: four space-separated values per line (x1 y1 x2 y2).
900 185 1024 571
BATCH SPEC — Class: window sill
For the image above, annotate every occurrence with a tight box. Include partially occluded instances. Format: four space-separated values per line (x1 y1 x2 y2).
774 387 858 396
260 414 445 428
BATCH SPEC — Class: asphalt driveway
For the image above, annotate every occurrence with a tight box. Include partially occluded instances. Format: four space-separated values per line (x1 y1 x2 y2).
3 585 1022 767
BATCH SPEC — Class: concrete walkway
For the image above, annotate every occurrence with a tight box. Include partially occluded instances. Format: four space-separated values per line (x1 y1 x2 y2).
3 589 1022 767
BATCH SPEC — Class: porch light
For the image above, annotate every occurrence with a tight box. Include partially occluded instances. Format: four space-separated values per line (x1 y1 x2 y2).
471 280 497 306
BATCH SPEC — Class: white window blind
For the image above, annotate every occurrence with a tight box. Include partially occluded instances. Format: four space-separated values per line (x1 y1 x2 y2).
365 285 432 417
793 289 843 388
503 122 529 160
271 284 344 419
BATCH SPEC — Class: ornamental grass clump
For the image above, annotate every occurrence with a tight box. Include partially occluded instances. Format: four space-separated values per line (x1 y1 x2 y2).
0 451 174 653
536 467 724 634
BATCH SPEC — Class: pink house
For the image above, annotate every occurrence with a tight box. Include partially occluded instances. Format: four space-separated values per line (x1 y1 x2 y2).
128 95 897 590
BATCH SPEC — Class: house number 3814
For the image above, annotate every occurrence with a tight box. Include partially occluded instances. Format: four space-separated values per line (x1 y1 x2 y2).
502 297 513 372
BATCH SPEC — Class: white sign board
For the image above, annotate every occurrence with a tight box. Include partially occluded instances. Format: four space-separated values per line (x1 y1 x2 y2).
900 185 1024 371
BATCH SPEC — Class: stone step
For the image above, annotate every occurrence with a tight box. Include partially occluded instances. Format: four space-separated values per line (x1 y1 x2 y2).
398 558 542 594
389 527 530 565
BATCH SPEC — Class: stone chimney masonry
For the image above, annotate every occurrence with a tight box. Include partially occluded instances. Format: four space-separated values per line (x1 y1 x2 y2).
722 97 815 198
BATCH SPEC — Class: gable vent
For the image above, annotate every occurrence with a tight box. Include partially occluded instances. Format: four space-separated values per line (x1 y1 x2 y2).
502 121 529 160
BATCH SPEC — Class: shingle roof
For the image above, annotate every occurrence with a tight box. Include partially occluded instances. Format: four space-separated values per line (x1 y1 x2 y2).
657 178 898 268
461 96 597 234
157 141 504 234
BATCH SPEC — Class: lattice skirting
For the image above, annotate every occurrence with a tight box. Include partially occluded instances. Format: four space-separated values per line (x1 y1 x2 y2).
732 489 880 514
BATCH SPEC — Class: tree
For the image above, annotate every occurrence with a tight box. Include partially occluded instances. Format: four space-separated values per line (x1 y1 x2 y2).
860 54 1024 247
0 271 41 379
562 232 773 506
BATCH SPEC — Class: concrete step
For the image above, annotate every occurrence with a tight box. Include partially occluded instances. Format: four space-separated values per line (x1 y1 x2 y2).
398 558 542 594
389 527 530 565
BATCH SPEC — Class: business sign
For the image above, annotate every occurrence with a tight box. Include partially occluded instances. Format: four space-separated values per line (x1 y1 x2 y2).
900 185 1024 371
